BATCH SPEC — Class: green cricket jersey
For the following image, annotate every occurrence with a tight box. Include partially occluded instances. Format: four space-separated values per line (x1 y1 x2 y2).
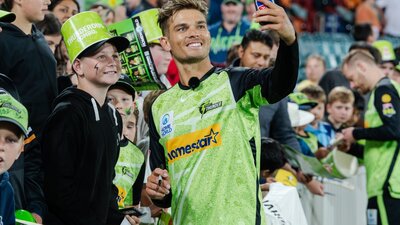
353 78 400 198
114 138 145 207
149 40 298 225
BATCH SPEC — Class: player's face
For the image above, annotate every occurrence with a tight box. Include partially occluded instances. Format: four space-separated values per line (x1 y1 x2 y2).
161 9 211 64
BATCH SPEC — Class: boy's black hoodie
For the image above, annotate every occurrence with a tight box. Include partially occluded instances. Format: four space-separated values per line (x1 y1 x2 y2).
41 87 124 225
0 22 57 135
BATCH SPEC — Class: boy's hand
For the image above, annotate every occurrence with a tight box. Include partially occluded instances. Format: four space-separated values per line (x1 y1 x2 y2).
32 213 42 224
252 0 296 45
124 215 140 225
146 168 170 200
305 179 324 196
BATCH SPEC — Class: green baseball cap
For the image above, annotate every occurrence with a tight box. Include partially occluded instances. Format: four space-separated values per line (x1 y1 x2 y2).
135 8 163 43
223 0 243 4
0 90 28 137
372 40 396 63
289 92 318 111
61 11 129 63
0 10 16 23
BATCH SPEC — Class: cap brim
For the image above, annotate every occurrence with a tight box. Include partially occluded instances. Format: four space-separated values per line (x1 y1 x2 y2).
78 36 130 59
110 81 136 97
0 118 28 137
0 12 16 23
298 102 318 111
291 110 314 127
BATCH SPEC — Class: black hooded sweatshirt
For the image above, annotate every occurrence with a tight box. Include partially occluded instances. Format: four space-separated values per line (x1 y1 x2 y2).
41 87 125 225
0 22 58 135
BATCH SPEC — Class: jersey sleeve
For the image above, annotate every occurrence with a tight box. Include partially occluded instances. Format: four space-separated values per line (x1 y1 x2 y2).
353 85 400 140
228 39 299 104
148 107 172 208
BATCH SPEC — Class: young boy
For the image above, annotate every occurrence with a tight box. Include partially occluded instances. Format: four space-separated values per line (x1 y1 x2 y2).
326 86 355 132
107 75 145 209
41 12 139 225
301 85 336 148
0 89 28 225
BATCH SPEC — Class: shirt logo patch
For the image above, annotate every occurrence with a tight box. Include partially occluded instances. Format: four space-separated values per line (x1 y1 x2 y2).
160 112 173 137
166 124 221 163
199 100 222 118
382 103 396 117
381 94 392 103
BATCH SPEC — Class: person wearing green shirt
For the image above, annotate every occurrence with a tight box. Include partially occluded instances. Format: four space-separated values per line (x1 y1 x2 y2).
145 0 298 224
342 50 400 225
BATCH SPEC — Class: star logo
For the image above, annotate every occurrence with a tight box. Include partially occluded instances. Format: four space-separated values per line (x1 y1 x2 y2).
205 128 219 144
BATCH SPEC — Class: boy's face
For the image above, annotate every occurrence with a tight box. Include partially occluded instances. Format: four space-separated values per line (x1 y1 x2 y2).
123 113 137 143
150 44 172 75
74 43 121 88
19 0 50 23
161 9 211 64
310 102 325 125
107 88 133 116
327 101 354 124
0 122 24 175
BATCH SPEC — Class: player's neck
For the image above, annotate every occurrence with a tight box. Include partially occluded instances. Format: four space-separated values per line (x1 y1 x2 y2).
176 58 213 86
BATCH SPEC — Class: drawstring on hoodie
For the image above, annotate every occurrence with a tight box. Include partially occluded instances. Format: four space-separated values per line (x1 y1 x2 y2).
91 98 100 121
108 103 118 126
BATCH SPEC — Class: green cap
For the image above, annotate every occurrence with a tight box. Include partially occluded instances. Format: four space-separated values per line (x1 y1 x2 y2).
289 92 318 111
135 8 163 43
61 11 129 63
0 10 16 23
223 0 242 4
0 90 28 137
15 209 36 223
372 40 396 62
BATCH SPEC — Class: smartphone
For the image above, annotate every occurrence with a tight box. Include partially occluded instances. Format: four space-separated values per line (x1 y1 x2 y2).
254 0 275 25
119 207 146 217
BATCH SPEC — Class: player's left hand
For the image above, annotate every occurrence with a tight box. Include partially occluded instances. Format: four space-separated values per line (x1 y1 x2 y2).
252 0 296 45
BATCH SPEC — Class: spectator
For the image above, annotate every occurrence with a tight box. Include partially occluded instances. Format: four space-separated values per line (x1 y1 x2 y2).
352 23 376 44
0 90 28 225
41 12 138 225
326 86 355 132
0 0 57 136
209 0 251 66
301 85 336 148
342 50 400 225
297 54 326 91
355 0 382 40
36 13 62 54
89 3 115 25
146 0 298 224
373 40 397 77
107 75 145 209
48 0 79 24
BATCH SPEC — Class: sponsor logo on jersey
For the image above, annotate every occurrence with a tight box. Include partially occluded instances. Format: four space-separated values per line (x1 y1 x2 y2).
166 124 221 163
381 94 392 103
160 112 173 137
382 103 396 117
199 100 222 118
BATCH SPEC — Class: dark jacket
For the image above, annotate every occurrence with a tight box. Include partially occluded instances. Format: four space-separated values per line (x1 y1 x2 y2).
41 87 124 225
0 172 16 225
0 22 57 135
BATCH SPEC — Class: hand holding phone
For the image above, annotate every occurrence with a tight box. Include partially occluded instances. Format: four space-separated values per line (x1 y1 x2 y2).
254 0 275 26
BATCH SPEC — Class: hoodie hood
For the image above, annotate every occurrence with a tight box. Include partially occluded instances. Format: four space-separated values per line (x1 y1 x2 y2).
55 87 118 125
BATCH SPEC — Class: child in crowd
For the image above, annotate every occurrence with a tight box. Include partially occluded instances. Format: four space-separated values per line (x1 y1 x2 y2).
326 86 355 132
0 89 28 225
289 93 330 160
41 12 139 224
301 85 336 147
107 74 145 209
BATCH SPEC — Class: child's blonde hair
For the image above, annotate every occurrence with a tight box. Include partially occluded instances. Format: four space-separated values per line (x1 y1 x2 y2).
328 86 355 105
300 84 326 103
